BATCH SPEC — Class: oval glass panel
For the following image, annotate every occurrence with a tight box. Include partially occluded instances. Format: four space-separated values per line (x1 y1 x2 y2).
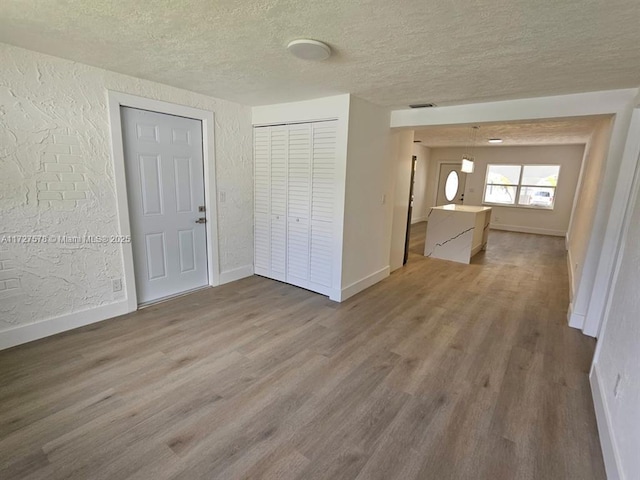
444 171 459 202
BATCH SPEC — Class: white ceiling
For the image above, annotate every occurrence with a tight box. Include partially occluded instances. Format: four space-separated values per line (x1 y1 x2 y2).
1 1 639 108
413 116 610 147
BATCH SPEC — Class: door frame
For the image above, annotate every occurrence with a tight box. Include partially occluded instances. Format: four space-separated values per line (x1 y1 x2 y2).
107 91 220 313
403 155 417 264
434 160 464 206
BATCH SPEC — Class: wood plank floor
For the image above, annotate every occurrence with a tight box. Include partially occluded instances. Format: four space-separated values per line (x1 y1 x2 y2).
0 224 606 479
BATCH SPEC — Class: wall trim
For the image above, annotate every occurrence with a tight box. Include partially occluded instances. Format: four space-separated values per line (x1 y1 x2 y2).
106 91 220 314
567 303 586 330
591 363 624 480
583 107 640 337
339 266 390 302
567 247 576 301
490 223 566 237
219 265 254 285
0 301 129 351
411 216 429 224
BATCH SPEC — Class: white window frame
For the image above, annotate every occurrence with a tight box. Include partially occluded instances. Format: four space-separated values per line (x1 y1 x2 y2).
483 164 561 210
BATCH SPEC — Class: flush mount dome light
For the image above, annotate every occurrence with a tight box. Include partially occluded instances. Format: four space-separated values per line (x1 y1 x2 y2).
488 138 503 144
287 39 331 61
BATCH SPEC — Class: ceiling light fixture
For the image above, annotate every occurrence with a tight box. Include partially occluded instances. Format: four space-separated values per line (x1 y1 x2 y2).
287 39 331 61
461 126 479 173
488 138 503 144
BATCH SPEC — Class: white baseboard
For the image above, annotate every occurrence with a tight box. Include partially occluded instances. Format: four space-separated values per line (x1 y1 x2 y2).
591 363 624 480
411 216 428 224
568 302 586 330
338 266 390 302
0 300 130 351
567 248 575 301
219 265 254 285
490 223 566 237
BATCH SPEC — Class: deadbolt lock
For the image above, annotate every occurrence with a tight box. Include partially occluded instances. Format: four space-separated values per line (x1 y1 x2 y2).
195 217 207 224
198 206 206 212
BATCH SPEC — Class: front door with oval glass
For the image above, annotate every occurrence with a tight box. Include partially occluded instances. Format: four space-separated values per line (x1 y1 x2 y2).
436 163 467 205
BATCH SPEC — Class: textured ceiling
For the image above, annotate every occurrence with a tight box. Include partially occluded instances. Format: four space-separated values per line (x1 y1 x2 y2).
413 116 610 147
0 1 639 108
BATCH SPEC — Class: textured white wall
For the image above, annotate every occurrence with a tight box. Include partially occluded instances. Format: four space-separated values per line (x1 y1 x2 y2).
341 96 392 287
425 145 585 236
411 144 430 223
0 43 252 331
595 164 640 480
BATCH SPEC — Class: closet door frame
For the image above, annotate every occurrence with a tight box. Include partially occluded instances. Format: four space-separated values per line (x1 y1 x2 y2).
253 120 340 298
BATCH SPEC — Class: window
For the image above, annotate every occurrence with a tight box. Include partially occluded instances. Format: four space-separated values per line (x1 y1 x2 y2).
444 171 459 202
483 164 560 209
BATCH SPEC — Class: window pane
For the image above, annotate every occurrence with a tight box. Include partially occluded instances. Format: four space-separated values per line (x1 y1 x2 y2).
522 165 559 186
444 171 459 202
486 165 521 185
484 185 517 205
518 186 555 208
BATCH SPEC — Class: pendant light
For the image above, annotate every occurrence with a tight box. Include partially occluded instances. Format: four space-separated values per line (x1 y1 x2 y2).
461 126 478 173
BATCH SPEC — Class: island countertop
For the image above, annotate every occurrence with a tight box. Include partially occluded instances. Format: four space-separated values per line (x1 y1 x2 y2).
431 204 492 213
424 205 492 264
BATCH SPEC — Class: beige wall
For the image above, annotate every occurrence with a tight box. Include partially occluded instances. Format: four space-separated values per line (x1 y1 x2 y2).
567 118 614 297
426 145 585 236
389 130 415 271
341 96 393 287
411 144 431 223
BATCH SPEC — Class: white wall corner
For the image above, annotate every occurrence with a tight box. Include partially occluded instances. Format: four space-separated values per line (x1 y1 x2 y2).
337 266 390 302
590 364 625 480
567 303 586 330
0 301 130 351
219 265 254 285
567 248 575 301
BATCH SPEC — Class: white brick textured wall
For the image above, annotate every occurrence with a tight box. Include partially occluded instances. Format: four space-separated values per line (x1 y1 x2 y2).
37 129 90 210
0 249 21 299
0 43 252 331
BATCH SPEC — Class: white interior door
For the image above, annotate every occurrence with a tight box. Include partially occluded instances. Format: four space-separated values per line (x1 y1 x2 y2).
436 163 467 205
270 126 288 282
287 123 311 286
121 107 208 304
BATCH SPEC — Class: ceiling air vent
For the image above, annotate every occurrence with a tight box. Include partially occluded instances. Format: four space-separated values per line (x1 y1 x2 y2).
409 103 437 108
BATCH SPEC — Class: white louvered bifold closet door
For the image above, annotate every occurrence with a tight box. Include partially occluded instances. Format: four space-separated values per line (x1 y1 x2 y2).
309 122 337 289
253 120 337 297
253 128 270 277
286 124 311 287
269 126 288 282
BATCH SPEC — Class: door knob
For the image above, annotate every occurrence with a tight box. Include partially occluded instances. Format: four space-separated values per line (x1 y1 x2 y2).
195 217 207 224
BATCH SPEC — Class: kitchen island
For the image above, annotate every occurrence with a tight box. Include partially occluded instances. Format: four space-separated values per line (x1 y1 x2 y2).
424 205 492 264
